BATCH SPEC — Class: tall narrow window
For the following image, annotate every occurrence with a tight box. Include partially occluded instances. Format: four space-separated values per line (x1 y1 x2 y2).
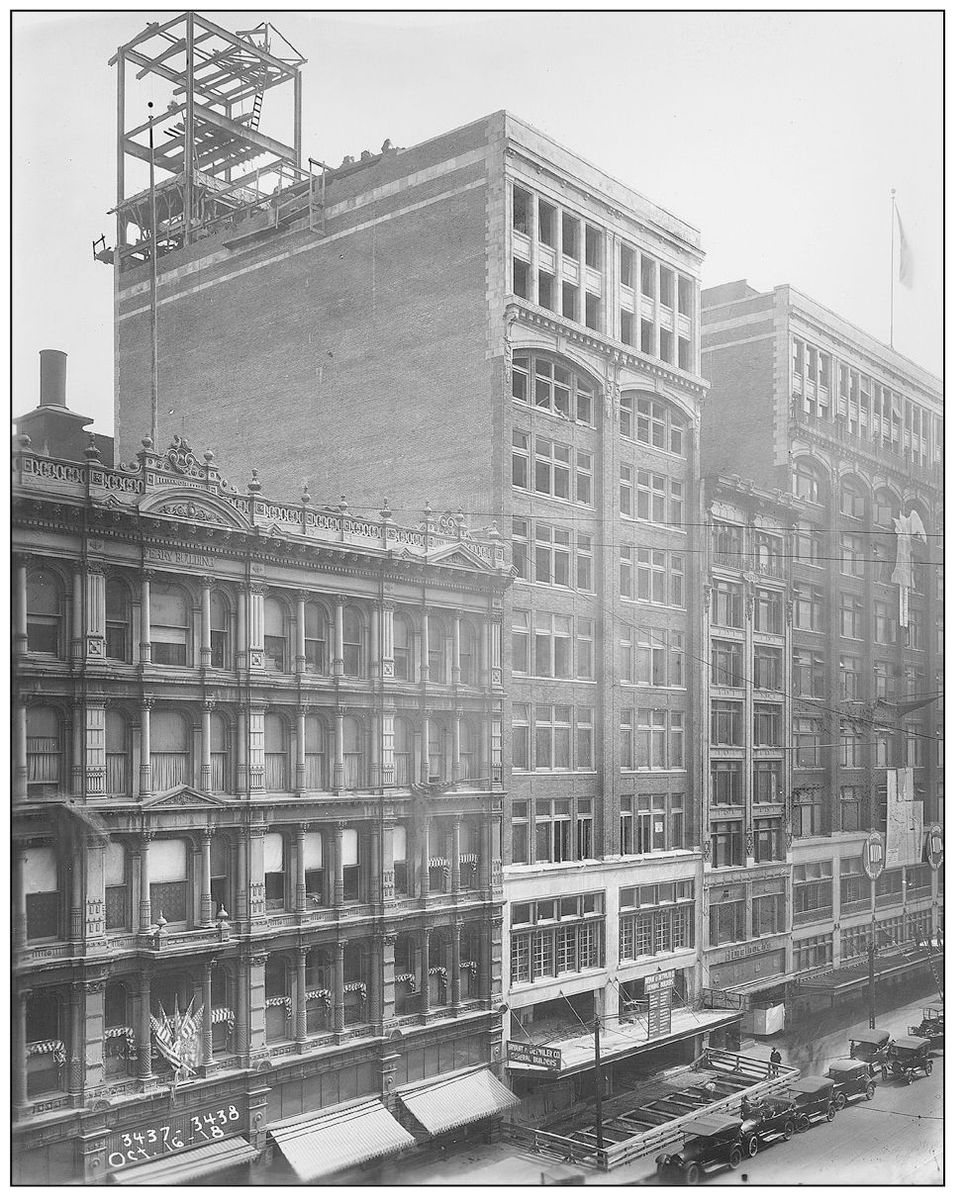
305 716 327 791
26 569 64 656
105 578 131 662
148 839 188 924
151 711 189 792
263 597 288 673
209 591 231 669
343 608 364 678
343 716 366 788
264 833 285 911
105 709 130 796
151 583 190 666
393 612 413 681
304 601 326 674
264 713 289 792
26 706 63 796
210 712 231 794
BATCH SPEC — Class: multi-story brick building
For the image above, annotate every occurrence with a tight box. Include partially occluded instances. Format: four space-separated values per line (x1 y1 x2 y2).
11 425 513 1185
103 13 742 1108
700 281 944 1015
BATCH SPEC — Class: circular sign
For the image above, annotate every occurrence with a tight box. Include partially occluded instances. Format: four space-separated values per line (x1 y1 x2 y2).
925 825 944 870
863 831 885 880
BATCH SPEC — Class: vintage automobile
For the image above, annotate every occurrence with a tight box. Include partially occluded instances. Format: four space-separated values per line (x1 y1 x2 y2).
908 1007 944 1050
787 1077 838 1130
847 1026 893 1077
825 1059 876 1108
655 1115 745 1184
884 1035 933 1083
739 1095 797 1155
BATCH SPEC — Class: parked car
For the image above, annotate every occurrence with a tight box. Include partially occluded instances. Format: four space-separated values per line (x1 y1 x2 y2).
825 1059 876 1108
908 1007 943 1050
739 1095 797 1155
884 1035 933 1084
847 1026 893 1077
655 1116 745 1184
788 1077 838 1130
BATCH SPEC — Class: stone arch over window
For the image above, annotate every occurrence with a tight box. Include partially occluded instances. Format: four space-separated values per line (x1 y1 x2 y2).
393 609 415 681
790 456 828 505
26 566 66 656
26 705 64 796
105 577 133 662
619 390 691 454
264 595 290 673
304 599 328 675
151 709 190 793
264 711 291 793
840 472 869 520
105 707 132 796
511 350 600 426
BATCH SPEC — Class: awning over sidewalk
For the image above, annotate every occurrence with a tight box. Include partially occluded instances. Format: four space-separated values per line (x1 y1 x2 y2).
794 949 941 996
397 1068 519 1135
270 1096 414 1182
110 1136 257 1185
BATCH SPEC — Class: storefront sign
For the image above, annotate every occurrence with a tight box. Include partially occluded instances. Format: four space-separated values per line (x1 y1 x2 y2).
506 1040 562 1070
862 831 885 880
925 825 943 870
720 938 779 963
106 1099 245 1169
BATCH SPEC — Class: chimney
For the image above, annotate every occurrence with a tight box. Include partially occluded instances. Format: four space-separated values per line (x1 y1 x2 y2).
39 349 68 409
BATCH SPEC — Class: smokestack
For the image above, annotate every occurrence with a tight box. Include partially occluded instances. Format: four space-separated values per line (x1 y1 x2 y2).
39 349 68 409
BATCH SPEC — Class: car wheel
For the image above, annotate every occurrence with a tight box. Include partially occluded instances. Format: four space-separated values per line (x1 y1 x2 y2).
795 1115 809 1134
782 1120 794 1141
746 1136 759 1158
685 1164 700 1185
833 1092 846 1111
729 1148 742 1170
926 1061 933 1076
866 1083 876 1100
825 1106 835 1122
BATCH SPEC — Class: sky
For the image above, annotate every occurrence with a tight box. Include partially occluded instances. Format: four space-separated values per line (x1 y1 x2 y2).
11 8 943 435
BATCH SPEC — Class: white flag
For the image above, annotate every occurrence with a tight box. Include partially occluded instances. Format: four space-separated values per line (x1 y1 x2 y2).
896 207 913 287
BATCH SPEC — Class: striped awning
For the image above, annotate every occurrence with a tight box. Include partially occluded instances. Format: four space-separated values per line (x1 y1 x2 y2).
270 1097 414 1182
110 1136 257 1185
396 1068 518 1135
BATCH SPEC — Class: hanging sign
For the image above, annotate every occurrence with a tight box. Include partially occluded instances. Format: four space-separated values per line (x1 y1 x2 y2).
862 831 885 880
924 825 944 870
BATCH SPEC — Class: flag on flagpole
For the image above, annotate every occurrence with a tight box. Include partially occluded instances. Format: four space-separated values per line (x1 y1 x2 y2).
896 206 913 286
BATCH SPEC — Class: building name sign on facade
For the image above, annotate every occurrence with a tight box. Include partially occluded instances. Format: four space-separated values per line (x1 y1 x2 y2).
718 938 781 964
106 1100 245 1169
145 547 216 569
506 1040 562 1069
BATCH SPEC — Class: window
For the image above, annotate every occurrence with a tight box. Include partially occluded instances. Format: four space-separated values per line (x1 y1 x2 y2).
585 293 601 331
711 580 742 628
561 211 578 258
534 704 573 770
839 723 861 769
104 841 129 931
511 801 529 863
26 706 63 795
511 704 529 770
538 198 556 245
341 828 361 901
713 522 744 568
873 660 894 701
105 579 131 661
711 760 742 806
711 822 743 868
512 184 532 233
794 933 832 972
794 788 827 837
264 832 286 911
151 583 191 666
792 459 823 503
210 591 231 669
841 533 865 577
840 593 864 640
794 522 822 564
753 761 781 806
512 259 530 300
840 477 866 519
576 708 594 769
753 704 782 748
754 590 783 635
840 655 861 700
538 271 554 309
26 569 64 655
151 710 189 793
584 224 602 270
709 884 745 943
305 601 327 675
631 708 684 769
512 520 589 591
754 645 783 691
794 584 825 631
711 701 742 746
511 609 529 674
619 393 687 454
25 847 59 940
876 868 902 905
874 601 897 645
619 881 694 960
752 878 785 936
712 639 743 687
508 894 604 982
576 798 594 860
620 549 684 606
264 713 289 792
755 531 782 576
511 354 597 425
105 709 130 796
839 785 866 831
677 275 694 318
793 717 823 768
840 855 871 911
620 465 684 526
793 649 825 697
148 839 188 924
754 818 783 863
342 607 364 677
793 860 833 919
576 618 594 679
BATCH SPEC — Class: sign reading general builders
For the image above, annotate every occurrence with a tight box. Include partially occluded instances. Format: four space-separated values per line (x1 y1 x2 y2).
862 831 885 881
506 1040 562 1070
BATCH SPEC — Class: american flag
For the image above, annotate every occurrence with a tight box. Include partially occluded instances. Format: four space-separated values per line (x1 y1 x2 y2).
151 996 203 1075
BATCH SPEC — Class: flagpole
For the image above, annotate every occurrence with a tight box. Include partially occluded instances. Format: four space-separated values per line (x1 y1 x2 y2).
889 187 896 349
148 101 159 448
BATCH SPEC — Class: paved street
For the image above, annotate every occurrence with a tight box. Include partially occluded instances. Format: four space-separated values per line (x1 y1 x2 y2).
391 991 942 1186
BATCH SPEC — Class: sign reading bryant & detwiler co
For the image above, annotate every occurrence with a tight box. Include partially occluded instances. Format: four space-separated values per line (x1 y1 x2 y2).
506 1040 563 1070
106 1099 246 1170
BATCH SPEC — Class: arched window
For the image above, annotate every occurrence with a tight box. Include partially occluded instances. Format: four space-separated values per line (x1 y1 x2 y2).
26 706 63 796
343 608 364 678
264 597 288 673
342 827 361 901
511 352 598 426
343 941 368 1023
619 391 689 455
394 718 414 785
210 965 232 1055
264 832 286 912
151 583 191 666
24 846 59 940
393 612 414 681
874 488 901 530
105 709 130 796
458 620 477 685
26 991 65 1096
840 476 867 519
26 569 64 656
458 716 479 782
147 839 188 924
305 716 327 791
343 716 365 788
210 591 231 669
151 711 189 792
210 835 232 918
105 579 132 661
427 616 447 683
104 840 129 931
792 458 824 504
264 713 290 792
210 712 232 794
304 601 327 674
305 947 330 1033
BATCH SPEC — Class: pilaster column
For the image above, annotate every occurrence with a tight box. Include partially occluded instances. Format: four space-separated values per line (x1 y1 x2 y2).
235 586 247 670
490 616 503 689
380 600 394 679
13 847 27 950
381 933 397 1028
13 990 29 1111
136 972 154 1082
295 823 307 914
331 824 345 909
334 707 345 790
201 828 213 926
248 704 265 793
420 608 431 682
235 709 248 796
369 824 382 904
333 940 346 1033
85 566 106 660
333 597 345 676
200 699 213 794
138 698 153 798
235 956 251 1065
248 583 265 671
295 705 306 796
450 921 464 1012
419 926 431 1014
71 566 85 662
13 698 28 802
420 816 431 898
201 960 214 1067
443 718 455 781
200 577 212 668
85 702 106 797
139 833 153 931
247 951 267 1055
71 704 85 797
420 711 431 782
452 709 463 783
139 573 152 664
450 818 462 898
382 709 394 786
70 848 85 943
13 558 28 657
454 614 463 684
295 947 307 1044
295 592 306 676
381 820 396 904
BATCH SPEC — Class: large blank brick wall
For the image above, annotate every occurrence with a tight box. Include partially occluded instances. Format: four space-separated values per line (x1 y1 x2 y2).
116 185 493 514
701 336 778 485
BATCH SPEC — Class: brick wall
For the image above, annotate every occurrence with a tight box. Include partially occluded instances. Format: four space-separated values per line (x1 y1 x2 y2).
701 335 778 485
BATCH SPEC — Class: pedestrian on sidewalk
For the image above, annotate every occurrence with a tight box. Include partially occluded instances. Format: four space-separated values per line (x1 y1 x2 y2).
768 1047 782 1078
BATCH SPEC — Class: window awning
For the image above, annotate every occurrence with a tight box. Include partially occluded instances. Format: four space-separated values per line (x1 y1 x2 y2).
110 1136 257 1185
794 948 941 995
270 1097 414 1182
397 1068 518 1135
